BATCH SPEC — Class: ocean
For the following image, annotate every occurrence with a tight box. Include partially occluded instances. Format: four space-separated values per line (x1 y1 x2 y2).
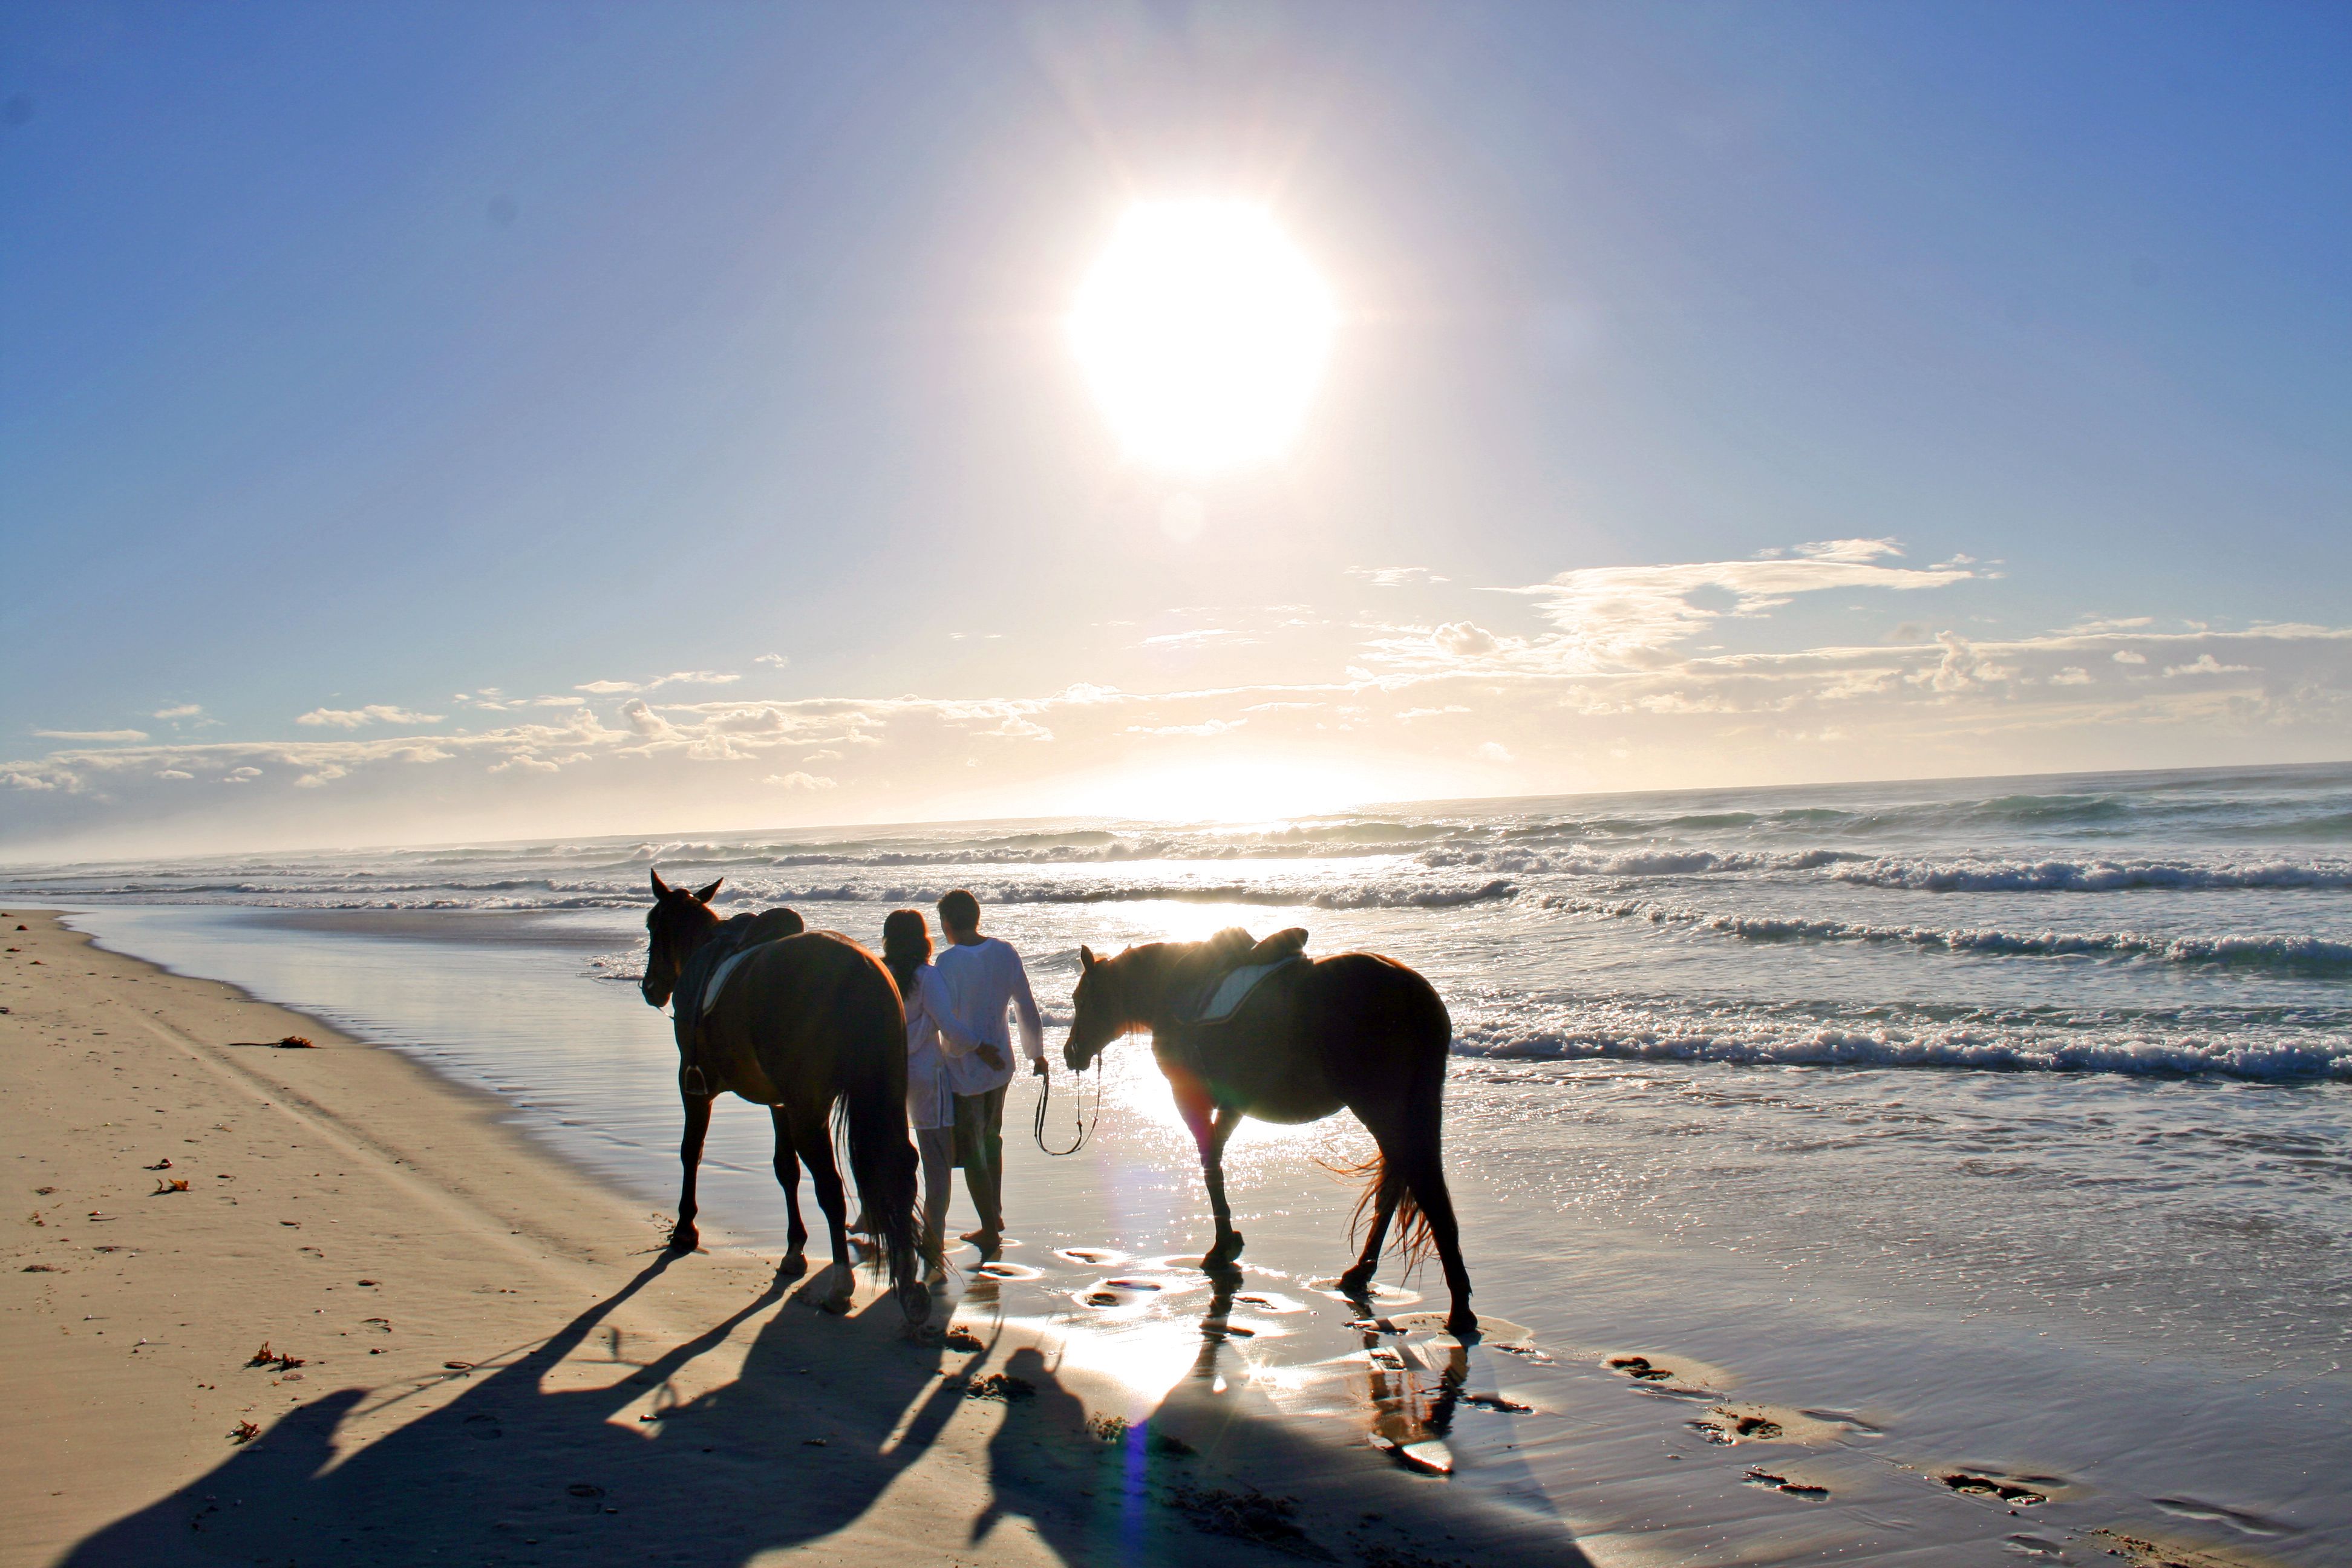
9 760 2349 1556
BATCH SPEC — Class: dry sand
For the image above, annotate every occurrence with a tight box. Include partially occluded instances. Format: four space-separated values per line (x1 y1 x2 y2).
0 911 1578 1567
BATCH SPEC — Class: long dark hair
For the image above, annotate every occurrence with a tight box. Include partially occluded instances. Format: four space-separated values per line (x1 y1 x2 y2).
881 908 930 1002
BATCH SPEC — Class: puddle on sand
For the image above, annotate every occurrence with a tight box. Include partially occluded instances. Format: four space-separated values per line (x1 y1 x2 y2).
1054 1247 1130 1266
1305 1277 1422 1307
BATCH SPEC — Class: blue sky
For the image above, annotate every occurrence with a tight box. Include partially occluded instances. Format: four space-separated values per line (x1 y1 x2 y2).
4 1 2347 855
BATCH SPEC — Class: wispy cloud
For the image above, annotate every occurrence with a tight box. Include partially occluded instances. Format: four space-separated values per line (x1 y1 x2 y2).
1141 629 1254 649
2163 654 2256 678
1127 718 1245 736
1348 566 1449 587
575 671 741 695
152 704 203 720
754 653 790 668
33 728 148 743
1504 539 1973 671
296 705 445 729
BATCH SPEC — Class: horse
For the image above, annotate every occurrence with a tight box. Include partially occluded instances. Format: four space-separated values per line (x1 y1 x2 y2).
640 871 924 1321
1062 930 1476 1337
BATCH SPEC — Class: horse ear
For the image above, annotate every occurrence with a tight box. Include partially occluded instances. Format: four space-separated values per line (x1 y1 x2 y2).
693 878 723 904
1079 945 1095 969
650 869 670 897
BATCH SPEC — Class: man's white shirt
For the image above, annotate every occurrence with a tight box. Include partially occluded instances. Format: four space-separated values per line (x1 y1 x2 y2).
935 935 1044 1097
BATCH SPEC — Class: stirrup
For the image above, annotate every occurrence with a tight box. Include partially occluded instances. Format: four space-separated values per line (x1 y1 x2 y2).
681 1063 710 1097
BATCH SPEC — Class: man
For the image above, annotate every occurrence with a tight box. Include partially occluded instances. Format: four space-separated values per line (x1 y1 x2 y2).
933 888 1044 1256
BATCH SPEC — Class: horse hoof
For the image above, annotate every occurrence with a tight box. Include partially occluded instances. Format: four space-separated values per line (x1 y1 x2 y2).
819 1293 853 1316
666 1228 699 1253
1446 1310 1480 1341
895 1279 931 1322
776 1251 808 1281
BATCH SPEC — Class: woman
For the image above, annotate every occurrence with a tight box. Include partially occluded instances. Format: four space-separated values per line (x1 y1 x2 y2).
881 907 1001 1276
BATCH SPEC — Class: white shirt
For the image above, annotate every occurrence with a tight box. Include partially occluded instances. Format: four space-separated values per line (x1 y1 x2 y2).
935 935 1044 1097
903 964 983 1131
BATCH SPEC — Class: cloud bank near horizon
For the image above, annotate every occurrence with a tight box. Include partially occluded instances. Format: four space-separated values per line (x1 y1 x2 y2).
7 542 2348 858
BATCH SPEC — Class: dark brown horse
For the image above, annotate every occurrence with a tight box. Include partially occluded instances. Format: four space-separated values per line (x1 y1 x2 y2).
641 871 923 1321
1063 930 1475 1336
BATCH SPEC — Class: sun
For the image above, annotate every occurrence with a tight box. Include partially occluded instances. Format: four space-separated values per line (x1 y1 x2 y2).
1068 200 1337 477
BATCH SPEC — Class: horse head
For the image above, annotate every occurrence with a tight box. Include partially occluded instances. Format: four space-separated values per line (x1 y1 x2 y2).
641 869 724 1008
1063 943 1135 1071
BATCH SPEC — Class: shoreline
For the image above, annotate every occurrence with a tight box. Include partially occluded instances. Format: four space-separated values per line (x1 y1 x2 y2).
0 910 1577 1567
9 905 2347 1567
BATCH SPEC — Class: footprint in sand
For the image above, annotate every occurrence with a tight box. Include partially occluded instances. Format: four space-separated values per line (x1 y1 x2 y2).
1459 1391 1534 1414
1941 1470 2062 1507
1054 1247 1129 1266
2004 1533 2068 1559
1608 1354 1676 1382
1689 1409 1785 1445
1306 1278 1423 1307
1743 1467 1829 1501
2152 1498 2298 1538
1232 1291 1308 1314
1800 1407 1884 1436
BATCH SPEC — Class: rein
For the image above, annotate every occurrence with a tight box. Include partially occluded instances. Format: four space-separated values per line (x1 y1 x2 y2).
1032 1037 1111 1157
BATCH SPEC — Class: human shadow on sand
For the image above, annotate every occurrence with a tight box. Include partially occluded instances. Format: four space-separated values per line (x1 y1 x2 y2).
67 1259 1587 1567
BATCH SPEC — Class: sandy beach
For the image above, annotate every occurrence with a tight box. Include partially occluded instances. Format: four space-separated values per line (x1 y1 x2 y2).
0 910 1581 1567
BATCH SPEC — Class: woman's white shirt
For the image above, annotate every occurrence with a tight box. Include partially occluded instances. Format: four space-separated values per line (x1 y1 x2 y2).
904 964 982 1130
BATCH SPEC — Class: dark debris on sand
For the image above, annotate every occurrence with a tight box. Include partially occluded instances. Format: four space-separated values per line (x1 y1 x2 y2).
1356 1546 1472 1568
1169 1483 1327 1559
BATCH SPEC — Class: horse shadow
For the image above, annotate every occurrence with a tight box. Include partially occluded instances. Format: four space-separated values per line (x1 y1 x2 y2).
68 1262 1587 1567
962 1278 1590 1567
62 1255 969 1567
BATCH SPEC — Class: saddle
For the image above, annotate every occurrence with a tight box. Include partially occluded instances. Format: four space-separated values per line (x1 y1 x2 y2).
673 907 805 1096
1167 926 1310 1027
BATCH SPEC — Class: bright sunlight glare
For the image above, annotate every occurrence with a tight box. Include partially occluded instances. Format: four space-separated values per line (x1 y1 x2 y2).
1068 200 1337 477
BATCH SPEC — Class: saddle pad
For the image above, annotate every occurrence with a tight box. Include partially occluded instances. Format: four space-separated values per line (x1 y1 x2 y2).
700 946 758 1019
1181 958 1298 1025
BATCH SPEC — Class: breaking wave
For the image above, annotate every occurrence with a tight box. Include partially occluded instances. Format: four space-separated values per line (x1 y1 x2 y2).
748 878 1521 912
1452 1016 2352 1082
1830 857 2352 893
1420 846 1854 877
1539 895 2352 975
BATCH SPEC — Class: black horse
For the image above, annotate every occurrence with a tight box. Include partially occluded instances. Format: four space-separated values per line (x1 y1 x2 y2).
1062 930 1474 1336
641 871 923 1321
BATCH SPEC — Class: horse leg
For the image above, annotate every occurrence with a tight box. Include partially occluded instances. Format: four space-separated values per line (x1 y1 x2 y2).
1338 1154 1405 1297
1404 1141 1476 1338
791 1108 855 1312
668 1093 714 1252
1197 1103 1246 1273
769 1105 808 1277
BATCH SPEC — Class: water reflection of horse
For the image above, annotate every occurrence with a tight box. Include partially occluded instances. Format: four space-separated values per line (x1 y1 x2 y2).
640 871 923 1321
1062 930 1475 1336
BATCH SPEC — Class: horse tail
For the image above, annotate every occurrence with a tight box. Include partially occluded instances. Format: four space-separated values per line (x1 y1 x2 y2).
1322 959 1450 1279
1323 1150 1437 1277
835 964 921 1310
